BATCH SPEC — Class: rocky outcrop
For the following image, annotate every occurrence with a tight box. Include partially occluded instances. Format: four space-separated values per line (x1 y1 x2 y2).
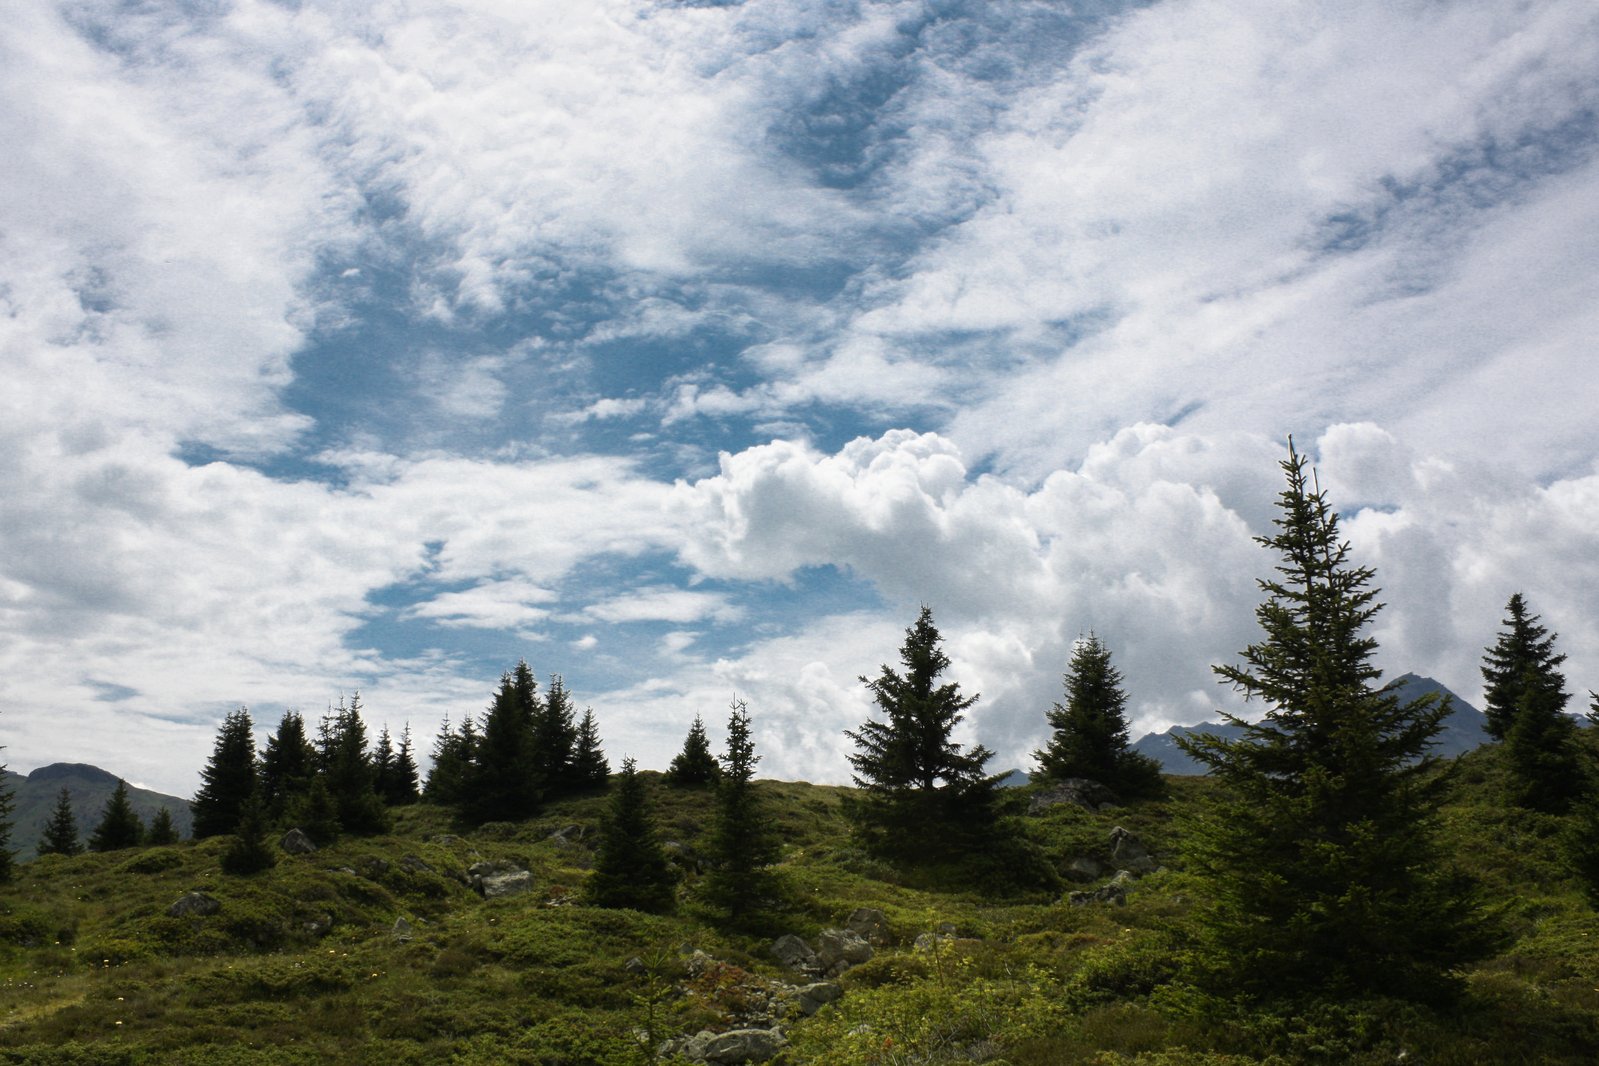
1068 870 1135 907
467 860 534 899
771 933 821 977
843 906 890 944
772 927 873 979
279 828 316 855
1109 826 1159 874
677 1027 787 1065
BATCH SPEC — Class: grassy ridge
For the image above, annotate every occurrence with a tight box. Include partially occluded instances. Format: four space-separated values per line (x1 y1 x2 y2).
2 757 1597 1064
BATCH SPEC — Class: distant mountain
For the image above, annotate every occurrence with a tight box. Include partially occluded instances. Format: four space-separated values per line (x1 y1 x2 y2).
1131 674 1491 775
2 763 192 860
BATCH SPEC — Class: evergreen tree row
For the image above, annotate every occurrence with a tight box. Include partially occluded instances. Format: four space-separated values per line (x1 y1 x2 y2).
423 662 610 824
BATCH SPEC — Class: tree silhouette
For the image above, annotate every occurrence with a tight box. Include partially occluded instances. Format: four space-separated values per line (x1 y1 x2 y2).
588 758 676 913
38 788 83 857
1034 633 1162 797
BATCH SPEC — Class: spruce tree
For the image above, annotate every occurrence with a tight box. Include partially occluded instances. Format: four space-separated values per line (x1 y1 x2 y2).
0 743 13 883
533 674 580 796
385 725 421 806
1566 694 1599 907
372 726 396 803
588 757 676 913
288 776 341 845
88 779 145 852
845 606 1002 862
1481 594 1582 812
191 706 258 839
258 710 315 824
38 788 83 857
424 715 479 805
1481 593 1568 740
571 708 611 791
146 808 181 846
665 714 720 787
221 792 277 876
463 663 542 823
317 694 388 835
703 700 782 920
1177 442 1492 1002
1034 633 1162 798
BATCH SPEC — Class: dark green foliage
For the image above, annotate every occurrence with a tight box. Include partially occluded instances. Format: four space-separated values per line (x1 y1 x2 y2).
287 775 341 845
0 743 15 883
88 779 145 852
666 714 721 787
1034 633 1163 798
423 715 478 805
317 694 389 835
220 793 277 876
533 674 579 796
1481 593 1568 741
1176 442 1493 1002
258 710 316 825
38 788 83 857
145 807 181 846
588 758 676 912
191 706 259 839
571 707 610 791
703 700 783 919
384 725 421 806
845 606 1004 863
1480 596 1584 813
1567 694 1599 907
463 663 542 823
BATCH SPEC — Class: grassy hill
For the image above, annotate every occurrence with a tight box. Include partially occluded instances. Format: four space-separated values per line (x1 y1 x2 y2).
2 754 1597 1065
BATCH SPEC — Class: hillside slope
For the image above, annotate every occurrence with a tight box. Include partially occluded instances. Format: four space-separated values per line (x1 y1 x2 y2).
4 763 193 860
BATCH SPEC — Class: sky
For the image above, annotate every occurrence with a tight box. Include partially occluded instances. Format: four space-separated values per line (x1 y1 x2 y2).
2 0 1598 799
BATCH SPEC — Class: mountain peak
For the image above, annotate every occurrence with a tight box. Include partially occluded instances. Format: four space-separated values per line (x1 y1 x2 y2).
27 762 122 785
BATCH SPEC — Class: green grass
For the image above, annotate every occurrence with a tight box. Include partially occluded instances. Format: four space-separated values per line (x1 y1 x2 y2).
2 758 1598 1064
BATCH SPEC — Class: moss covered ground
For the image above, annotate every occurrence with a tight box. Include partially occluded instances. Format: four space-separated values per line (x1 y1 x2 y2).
2 757 1597 1064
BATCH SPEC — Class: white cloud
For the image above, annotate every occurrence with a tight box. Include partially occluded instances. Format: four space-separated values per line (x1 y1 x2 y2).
403 578 556 631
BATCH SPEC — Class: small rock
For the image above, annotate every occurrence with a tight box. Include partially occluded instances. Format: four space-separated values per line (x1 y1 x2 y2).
1109 826 1159 874
682 1028 787 1065
391 917 413 943
303 913 333 937
843 907 890 944
166 892 220 918
791 981 842 1016
279 828 317 855
1064 856 1104 883
814 929 872 977
467 860 535 899
400 855 433 873
624 956 647 975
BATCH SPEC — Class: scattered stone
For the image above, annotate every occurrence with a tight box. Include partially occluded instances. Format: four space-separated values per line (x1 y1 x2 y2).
1110 826 1160 874
684 948 716 977
303 913 333 937
279 828 316 855
771 934 821 976
547 824 585 847
1027 778 1120 814
790 981 843 1016
843 907 890 944
391 917 413 943
624 956 647 975
359 857 392 878
399 855 433 873
815 929 873 977
167 892 220 918
467 860 535 899
1068 872 1131 907
1064 856 1105 883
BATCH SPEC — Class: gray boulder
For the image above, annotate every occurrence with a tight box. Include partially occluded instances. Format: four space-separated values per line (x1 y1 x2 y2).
1064 856 1105 883
467 860 534 899
279 828 317 855
844 906 890 944
391 917 413 943
790 981 843 1016
814 928 873 977
167 892 220 918
771 934 821 976
680 1028 787 1065
1109 826 1159 874
1068 870 1134 907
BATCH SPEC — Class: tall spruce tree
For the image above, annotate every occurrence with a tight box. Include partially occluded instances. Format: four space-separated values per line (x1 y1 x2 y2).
384 725 421 806
1481 594 1582 812
666 714 721 787
88 779 145 852
1567 694 1599 906
221 791 277 876
571 708 610 791
424 715 479 805
258 710 315 824
38 788 83 857
0 739 15 883
588 757 676 913
533 674 580 796
1481 593 1568 740
1177 442 1492 1002
1034 633 1162 798
845 606 1003 862
317 694 388 835
703 700 782 920
191 706 258 839
463 663 542 823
